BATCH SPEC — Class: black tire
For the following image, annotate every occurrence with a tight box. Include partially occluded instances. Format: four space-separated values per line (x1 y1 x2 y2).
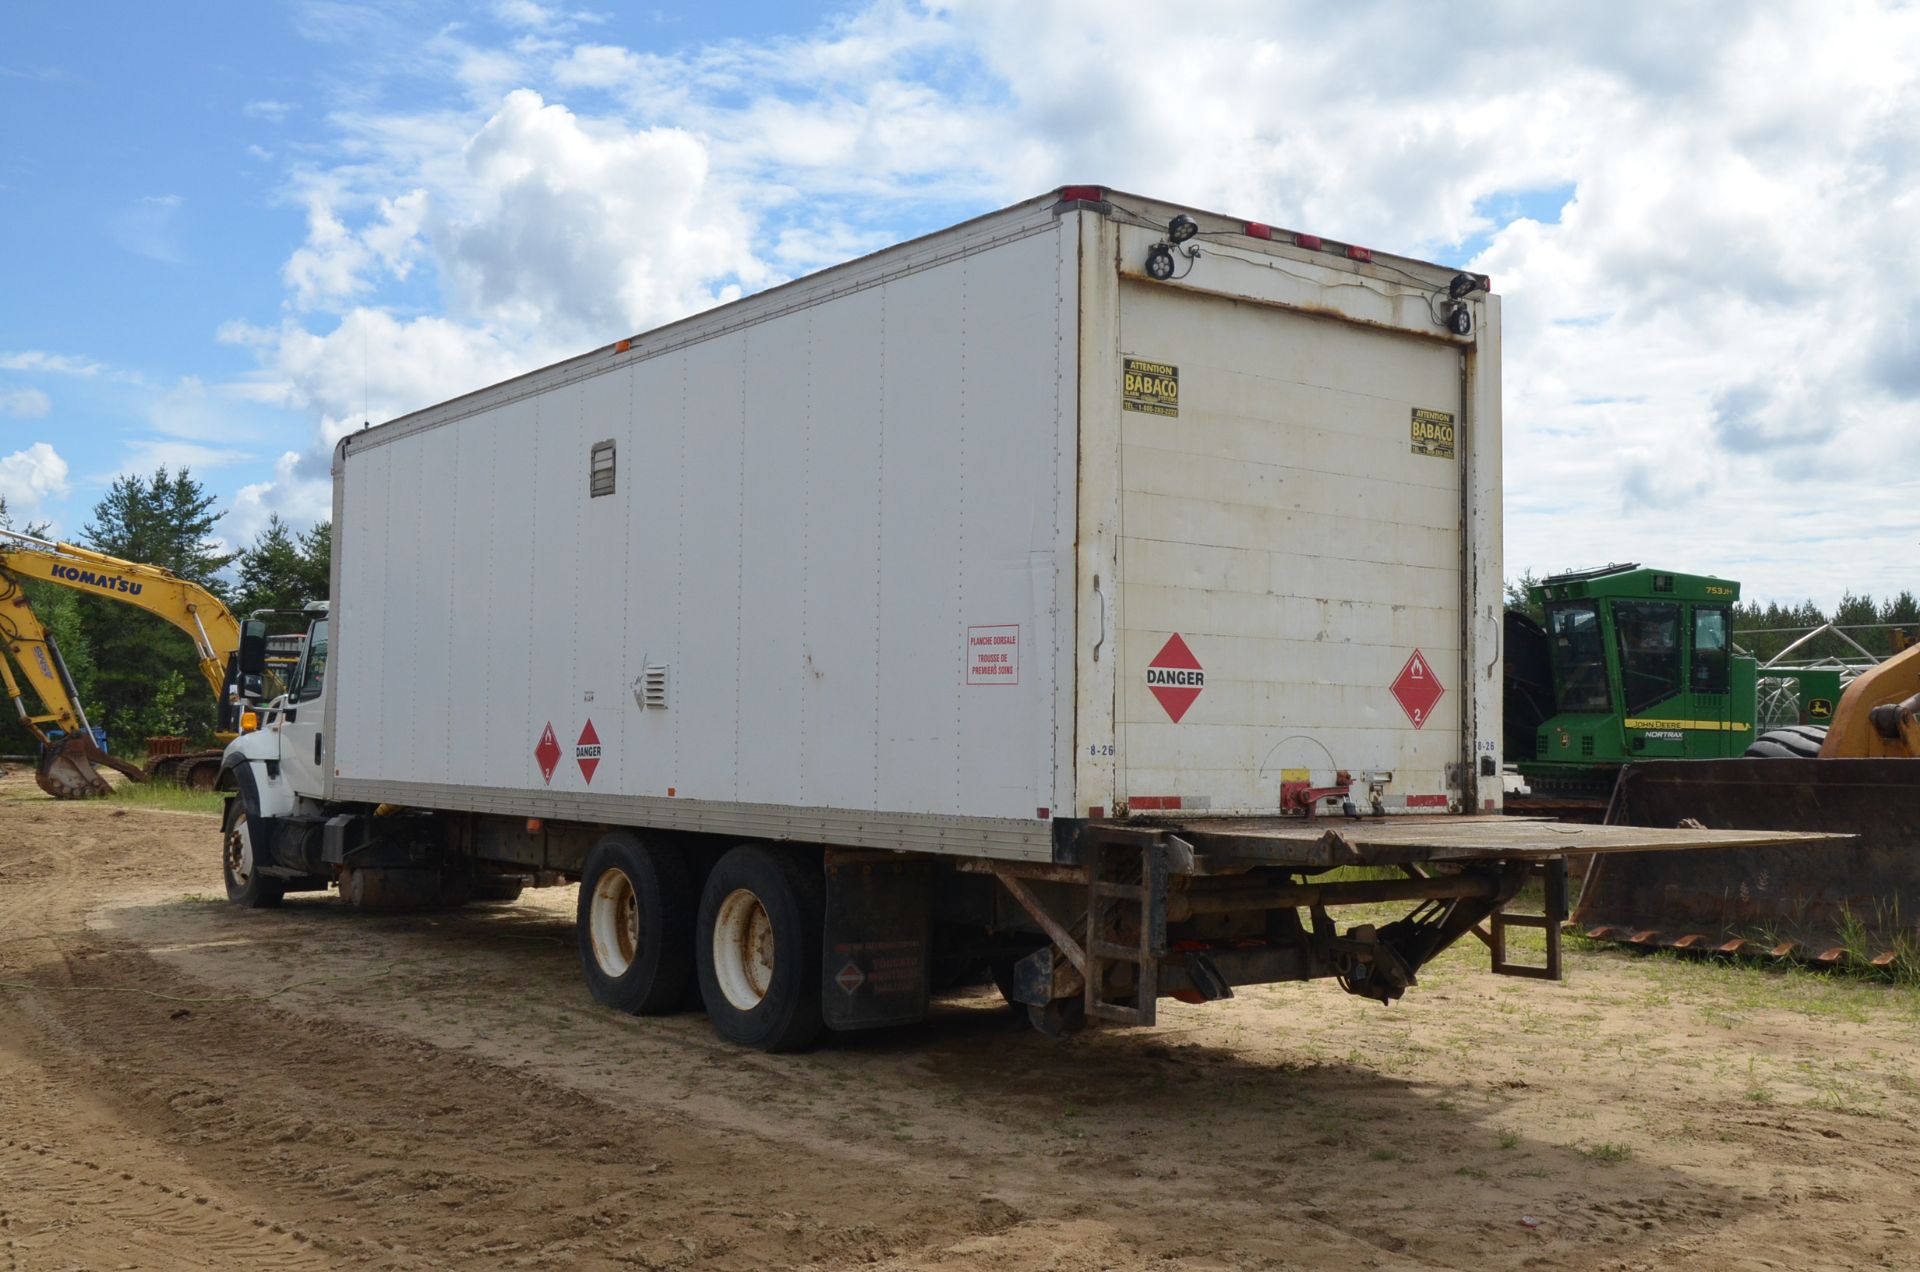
221 801 285 908
694 844 824 1052
576 831 694 1015
1745 724 1827 759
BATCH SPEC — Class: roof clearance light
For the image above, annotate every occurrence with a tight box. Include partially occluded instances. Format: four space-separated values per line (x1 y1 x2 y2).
1346 245 1373 262
1295 233 1323 250
1244 222 1273 240
1167 213 1199 244
1057 185 1107 203
1448 272 1489 300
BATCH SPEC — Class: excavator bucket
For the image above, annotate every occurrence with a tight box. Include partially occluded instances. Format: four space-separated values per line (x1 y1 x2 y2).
35 733 148 800
1575 758 1920 963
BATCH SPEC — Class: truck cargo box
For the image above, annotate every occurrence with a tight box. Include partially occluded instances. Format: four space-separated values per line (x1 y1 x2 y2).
323 187 1504 864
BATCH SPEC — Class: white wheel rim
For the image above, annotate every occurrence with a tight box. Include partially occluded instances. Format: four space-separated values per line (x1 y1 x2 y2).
226 817 254 886
713 887 774 1011
589 867 641 977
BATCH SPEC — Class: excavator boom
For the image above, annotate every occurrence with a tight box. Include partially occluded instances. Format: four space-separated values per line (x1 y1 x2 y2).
0 529 273 799
0 568 147 797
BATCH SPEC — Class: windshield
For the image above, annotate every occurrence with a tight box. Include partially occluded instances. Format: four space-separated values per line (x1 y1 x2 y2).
294 618 328 703
1546 602 1610 712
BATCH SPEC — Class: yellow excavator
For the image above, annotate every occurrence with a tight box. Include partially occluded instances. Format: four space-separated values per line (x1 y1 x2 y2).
1576 639 1920 962
0 530 283 799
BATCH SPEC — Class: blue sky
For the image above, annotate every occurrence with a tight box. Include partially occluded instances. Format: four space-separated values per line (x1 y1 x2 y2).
2 2 1916 606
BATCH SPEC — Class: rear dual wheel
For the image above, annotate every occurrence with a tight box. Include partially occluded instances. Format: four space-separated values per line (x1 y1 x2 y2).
695 845 824 1052
577 832 693 1015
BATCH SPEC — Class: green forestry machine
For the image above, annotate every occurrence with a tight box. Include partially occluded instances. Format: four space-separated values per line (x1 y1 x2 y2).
1506 562 1920 965
1503 563 1842 816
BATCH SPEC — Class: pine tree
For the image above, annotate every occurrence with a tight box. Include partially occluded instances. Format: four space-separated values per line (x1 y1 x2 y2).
234 516 331 621
73 468 234 748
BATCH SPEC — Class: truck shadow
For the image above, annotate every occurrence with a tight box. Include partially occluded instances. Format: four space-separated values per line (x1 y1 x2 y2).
70 890 1773 1268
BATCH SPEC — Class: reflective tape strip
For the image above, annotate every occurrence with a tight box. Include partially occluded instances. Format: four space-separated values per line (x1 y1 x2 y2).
1622 718 1752 732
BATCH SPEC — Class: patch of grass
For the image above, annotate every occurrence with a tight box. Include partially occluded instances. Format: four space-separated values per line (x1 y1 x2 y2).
1496 1129 1519 1150
1368 1147 1399 1162
1455 1166 1488 1180
1577 1141 1633 1164
109 781 224 815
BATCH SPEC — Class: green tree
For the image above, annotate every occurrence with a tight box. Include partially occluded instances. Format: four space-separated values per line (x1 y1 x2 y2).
234 514 306 615
73 468 234 749
83 468 232 585
296 519 331 600
1504 570 1546 624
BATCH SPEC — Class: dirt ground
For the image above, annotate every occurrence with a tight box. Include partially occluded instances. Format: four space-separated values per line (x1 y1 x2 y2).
2 773 1917 1271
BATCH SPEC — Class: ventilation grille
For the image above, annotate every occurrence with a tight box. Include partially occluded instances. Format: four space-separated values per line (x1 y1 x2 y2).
1581 736 1595 757
639 664 669 709
589 439 616 497
1536 734 1549 758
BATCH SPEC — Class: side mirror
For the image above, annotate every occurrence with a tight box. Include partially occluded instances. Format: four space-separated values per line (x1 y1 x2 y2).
238 620 269 678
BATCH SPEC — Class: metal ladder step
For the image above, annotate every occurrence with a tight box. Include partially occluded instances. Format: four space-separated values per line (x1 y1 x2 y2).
1083 838 1164 1027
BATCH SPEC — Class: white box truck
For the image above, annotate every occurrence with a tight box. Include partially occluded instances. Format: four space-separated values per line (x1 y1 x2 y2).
219 187 1804 1049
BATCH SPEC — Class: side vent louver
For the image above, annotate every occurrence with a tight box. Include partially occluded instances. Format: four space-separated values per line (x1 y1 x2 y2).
589 439 616 497
634 663 669 709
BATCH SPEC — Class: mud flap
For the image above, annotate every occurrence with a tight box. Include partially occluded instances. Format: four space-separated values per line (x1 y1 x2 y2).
821 854 931 1030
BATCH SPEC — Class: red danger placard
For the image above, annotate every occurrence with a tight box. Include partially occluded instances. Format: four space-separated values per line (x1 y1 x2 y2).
576 719 602 783
967 625 1019 685
1391 650 1445 729
534 722 561 784
1146 633 1204 723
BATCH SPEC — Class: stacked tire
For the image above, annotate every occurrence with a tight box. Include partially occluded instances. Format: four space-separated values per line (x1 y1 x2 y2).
1744 725 1827 758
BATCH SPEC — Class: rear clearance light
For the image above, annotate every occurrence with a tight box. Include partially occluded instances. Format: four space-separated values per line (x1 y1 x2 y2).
1251 226 1377 264
1056 185 1107 203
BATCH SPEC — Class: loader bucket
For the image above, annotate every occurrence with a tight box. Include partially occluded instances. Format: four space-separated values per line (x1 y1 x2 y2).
35 733 149 800
1576 758 1920 964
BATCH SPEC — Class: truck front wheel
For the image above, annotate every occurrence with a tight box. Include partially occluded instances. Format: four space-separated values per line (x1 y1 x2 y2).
222 803 285 908
695 845 824 1052
577 832 693 1015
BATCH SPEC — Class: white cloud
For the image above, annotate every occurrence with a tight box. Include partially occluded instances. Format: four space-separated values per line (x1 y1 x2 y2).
0 387 51 418
228 451 333 544
114 439 255 477
244 99 295 122
226 0 1920 606
0 443 70 518
0 350 104 377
